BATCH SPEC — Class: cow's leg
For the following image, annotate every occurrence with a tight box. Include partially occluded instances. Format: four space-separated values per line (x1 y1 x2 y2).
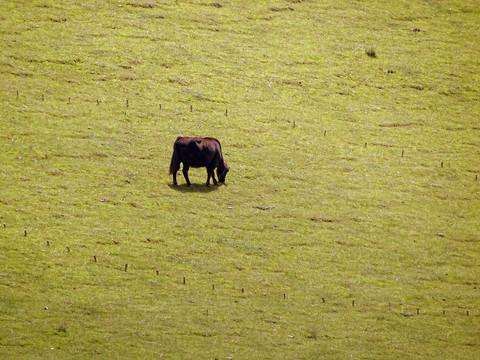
206 172 211 187
171 162 180 186
206 169 212 186
182 164 191 186
211 169 218 185
206 166 217 186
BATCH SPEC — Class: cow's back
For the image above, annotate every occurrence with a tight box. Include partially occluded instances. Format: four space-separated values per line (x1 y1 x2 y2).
176 137 221 153
175 137 217 167
201 137 222 154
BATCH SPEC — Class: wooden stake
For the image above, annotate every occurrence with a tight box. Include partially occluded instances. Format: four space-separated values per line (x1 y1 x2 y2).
183 276 186 284
66 246 70 252
93 254 97 262
156 269 159 275
283 293 286 300
242 288 245 293
293 121 296 128
190 105 193 112
126 99 129 107
68 96 71 103
17 90 19 97
402 150 404 157
125 264 128 272
324 130 327 136
352 300 355 307
42 94 45 101
364 143 367 148
24 230 27 236
441 162 444 168
322 297 326 303
467 310 469 316
47 240 50 246
159 103 162 110
212 284 215 290
96 99 100 105
443 310 446 315
225 109 228 116
417 308 420 315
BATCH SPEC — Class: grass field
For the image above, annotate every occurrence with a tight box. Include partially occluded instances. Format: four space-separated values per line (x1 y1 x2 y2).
1 0 479 359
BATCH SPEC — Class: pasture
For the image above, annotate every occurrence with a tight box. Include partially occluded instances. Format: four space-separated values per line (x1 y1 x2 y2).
0 0 479 359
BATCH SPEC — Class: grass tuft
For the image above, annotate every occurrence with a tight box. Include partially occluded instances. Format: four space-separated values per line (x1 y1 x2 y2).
365 47 377 58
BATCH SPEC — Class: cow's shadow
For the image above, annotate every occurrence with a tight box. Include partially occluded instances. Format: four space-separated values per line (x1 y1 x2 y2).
168 183 223 193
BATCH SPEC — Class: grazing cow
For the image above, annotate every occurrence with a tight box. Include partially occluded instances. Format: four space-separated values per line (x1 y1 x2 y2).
169 136 229 186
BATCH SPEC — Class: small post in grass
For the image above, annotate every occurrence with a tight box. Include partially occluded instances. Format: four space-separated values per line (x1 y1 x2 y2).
466 310 469 316
47 240 50 246
212 284 215 290
93 254 97 262
156 269 159 276
225 109 228 116
190 105 193 112
283 293 286 300
68 96 71 103
125 264 128 272
96 99 100 105
364 143 367 148
352 300 355 307
17 90 19 98
324 130 327 136
322 297 326 303
417 308 420 315
42 94 45 101
159 103 162 110
24 230 27 236
183 276 186 285
66 246 70 252
126 99 129 107
441 162 444 168
402 150 404 157
443 310 446 315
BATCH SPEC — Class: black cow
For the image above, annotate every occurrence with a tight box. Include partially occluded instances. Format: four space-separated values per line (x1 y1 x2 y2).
169 136 229 186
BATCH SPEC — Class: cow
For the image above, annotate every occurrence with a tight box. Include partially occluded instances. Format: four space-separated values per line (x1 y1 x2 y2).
169 136 229 186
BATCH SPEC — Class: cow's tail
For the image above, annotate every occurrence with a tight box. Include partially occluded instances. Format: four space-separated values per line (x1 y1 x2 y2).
169 140 180 175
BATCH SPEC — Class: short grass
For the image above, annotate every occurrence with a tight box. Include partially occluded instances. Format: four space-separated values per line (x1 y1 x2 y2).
1 0 479 359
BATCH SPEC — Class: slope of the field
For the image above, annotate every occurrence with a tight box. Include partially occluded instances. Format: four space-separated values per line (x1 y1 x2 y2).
1 1 479 359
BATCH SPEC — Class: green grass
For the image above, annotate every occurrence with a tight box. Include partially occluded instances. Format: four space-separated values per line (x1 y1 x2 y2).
1 0 479 359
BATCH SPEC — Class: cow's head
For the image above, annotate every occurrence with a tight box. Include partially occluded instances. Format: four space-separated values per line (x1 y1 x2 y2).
217 162 230 183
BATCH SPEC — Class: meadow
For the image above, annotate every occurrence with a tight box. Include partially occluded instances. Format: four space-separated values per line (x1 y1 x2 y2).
0 0 479 359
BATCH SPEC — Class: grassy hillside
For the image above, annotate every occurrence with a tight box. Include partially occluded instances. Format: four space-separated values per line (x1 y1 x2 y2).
1 0 479 359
